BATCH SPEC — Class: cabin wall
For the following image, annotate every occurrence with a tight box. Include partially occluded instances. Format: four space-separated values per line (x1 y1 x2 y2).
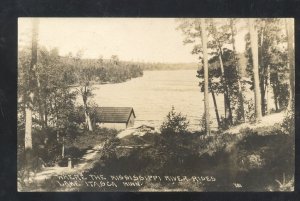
98 123 127 130
127 114 135 128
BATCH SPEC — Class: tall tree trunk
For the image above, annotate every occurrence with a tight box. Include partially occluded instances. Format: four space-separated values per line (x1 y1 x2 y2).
25 19 38 150
85 109 93 131
259 26 266 116
210 84 221 129
265 65 271 114
285 18 295 110
200 18 211 135
260 72 266 115
62 136 65 158
274 91 279 111
230 19 245 123
24 107 33 149
82 86 93 131
272 73 279 111
210 19 232 125
44 98 48 127
36 72 45 128
54 96 60 136
218 49 233 125
249 19 263 122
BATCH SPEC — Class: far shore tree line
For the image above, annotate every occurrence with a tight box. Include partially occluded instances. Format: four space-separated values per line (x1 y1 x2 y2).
177 18 294 135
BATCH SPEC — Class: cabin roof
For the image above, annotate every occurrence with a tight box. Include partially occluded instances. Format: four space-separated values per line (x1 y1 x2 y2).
95 107 135 123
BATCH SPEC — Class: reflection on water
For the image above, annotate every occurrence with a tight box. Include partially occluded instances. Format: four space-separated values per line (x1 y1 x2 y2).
80 70 226 130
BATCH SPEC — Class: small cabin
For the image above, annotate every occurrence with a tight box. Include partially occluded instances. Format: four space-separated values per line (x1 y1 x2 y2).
95 107 136 130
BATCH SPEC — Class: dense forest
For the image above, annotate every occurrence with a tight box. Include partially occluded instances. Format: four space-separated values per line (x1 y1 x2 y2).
17 33 144 169
19 48 143 87
177 18 294 132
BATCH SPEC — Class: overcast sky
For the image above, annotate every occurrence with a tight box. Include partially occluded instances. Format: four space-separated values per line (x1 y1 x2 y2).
18 18 247 63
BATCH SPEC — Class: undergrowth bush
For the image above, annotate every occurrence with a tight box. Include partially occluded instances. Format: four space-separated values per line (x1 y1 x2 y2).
160 106 189 135
280 110 295 135
244 98 255 122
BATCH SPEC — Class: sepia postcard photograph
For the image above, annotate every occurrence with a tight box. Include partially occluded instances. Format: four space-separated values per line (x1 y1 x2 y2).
17 18 295 192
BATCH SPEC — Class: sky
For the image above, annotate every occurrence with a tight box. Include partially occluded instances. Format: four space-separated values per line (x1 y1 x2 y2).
18 18 247 63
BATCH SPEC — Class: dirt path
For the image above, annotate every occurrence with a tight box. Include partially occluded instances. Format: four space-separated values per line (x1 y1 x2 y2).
199 111 286 155
31 124 155 185
33 142 105 183
223 111 285 135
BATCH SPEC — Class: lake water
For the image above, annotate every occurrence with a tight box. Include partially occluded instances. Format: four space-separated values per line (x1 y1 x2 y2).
83 70 227 131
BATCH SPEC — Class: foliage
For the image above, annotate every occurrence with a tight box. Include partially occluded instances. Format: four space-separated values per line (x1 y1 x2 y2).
160 106 190 135
100 137 121 160
65 127 118 151
17 46 145 167
245 154 265 169
18 47 79 168
103 131 202 175
177 19 243 127
244 19 290 113
244 98 256 122
18 47 78 131
18 45 144 132
60 54 144 85
280 110 295 135
177 18 292 128
274 174 294 191
64 127 119 166
199 113 207 132
235 128 294 191
197 48 241 125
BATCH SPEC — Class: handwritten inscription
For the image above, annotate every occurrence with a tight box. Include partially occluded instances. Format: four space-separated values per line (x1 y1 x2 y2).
54 173 216 189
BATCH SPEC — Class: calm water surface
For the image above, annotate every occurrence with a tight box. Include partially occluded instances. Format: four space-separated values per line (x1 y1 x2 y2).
83 70 226 130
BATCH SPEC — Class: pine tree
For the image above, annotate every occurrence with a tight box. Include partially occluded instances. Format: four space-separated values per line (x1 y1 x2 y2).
200 19 211 135
248 19 262 122
24 19 38 150
230 18 245 122
285 18 295 110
